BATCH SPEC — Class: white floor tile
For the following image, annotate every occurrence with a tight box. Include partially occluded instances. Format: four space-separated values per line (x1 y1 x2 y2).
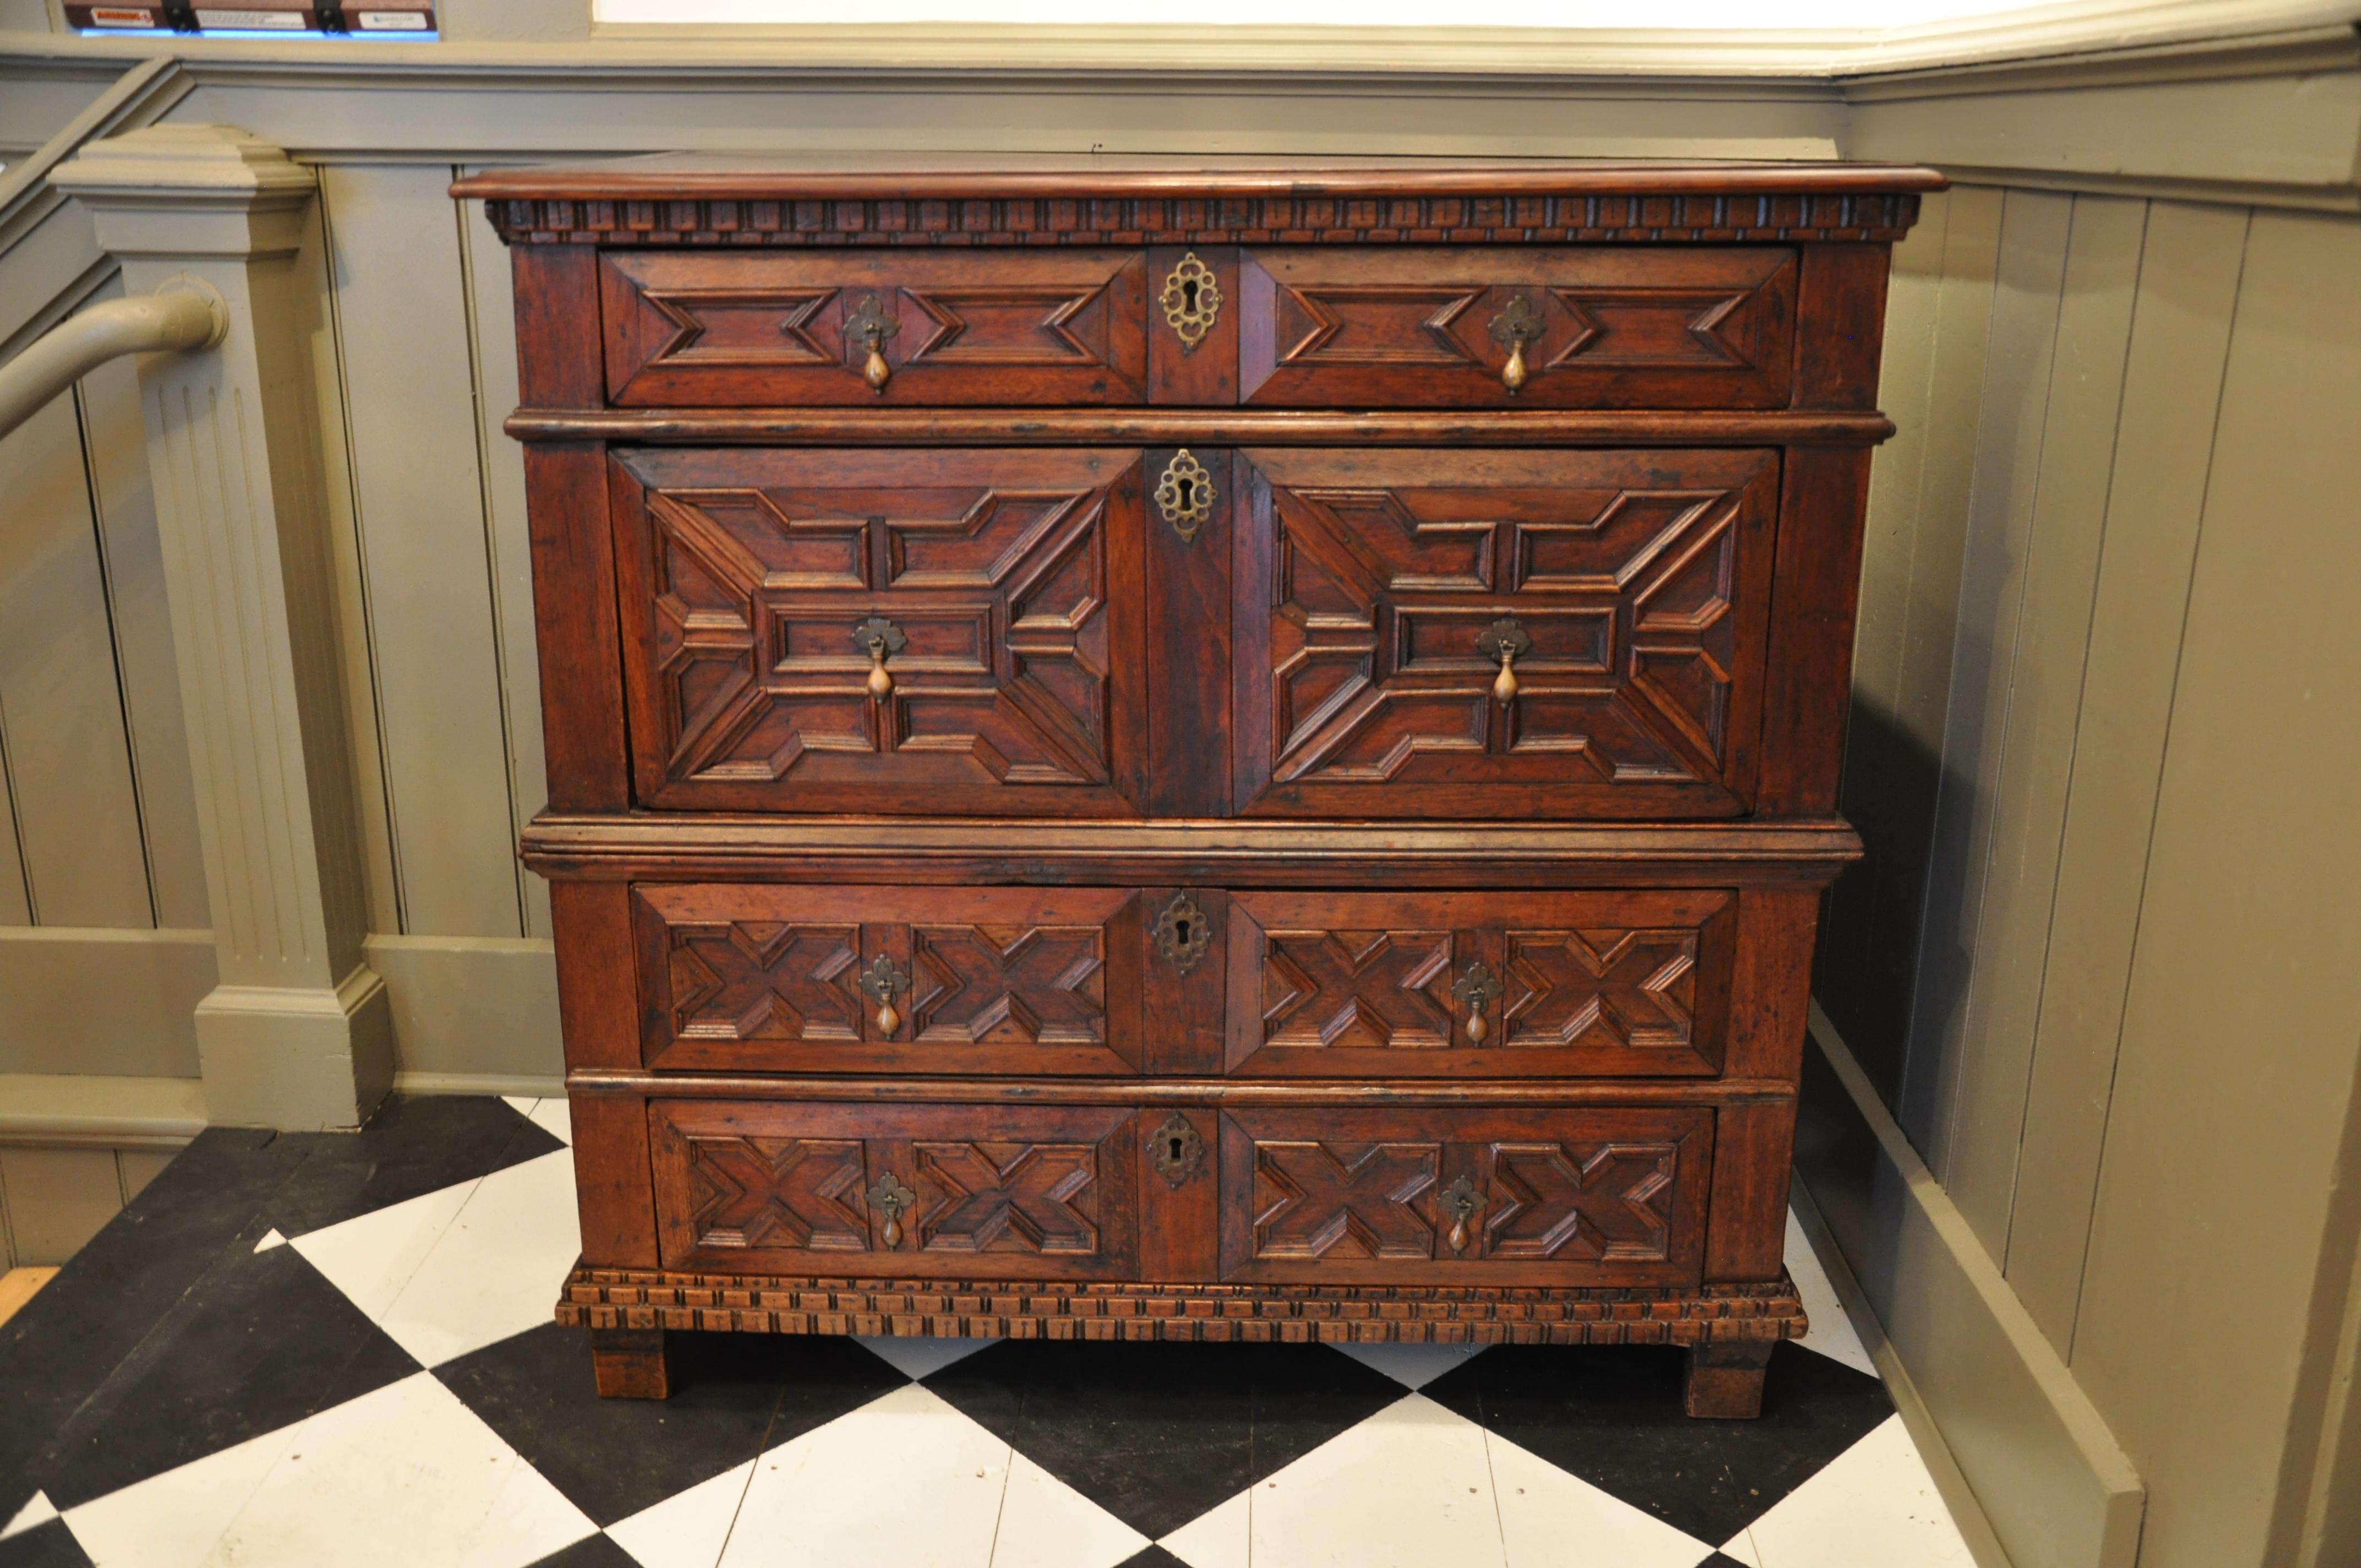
717 1383 1013 1567
1158 1490 1249 1568
1329 1341 1489 1390
989 1451 1149 1568
1245 1393 1506 1568
855 1335 992 1381
1488 1432 1716 1568
376 1149 583 1368
502 1096 540 1121
251 1229 286 1255
529 1097 573 1146
1 1491 57 1540
1742 1415 1975 1568
199 1371 596 1567
1783 1209 1875 1376
1721 1529 1765 1566
608 1457 757 1568
290 1177 478 1322
64 1423 302 1567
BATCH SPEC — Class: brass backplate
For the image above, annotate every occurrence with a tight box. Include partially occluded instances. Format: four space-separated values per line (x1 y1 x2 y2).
1155 892 1213 974
1149 1114 1206 1187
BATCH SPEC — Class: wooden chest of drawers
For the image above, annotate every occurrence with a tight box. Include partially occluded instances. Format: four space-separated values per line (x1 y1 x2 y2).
459 156 1938 1419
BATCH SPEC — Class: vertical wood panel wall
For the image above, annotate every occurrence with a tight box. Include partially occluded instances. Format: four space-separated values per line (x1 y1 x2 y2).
1820 186 2361 1568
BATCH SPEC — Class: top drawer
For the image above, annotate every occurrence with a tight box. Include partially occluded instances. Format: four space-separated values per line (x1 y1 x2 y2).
596 245 1798 410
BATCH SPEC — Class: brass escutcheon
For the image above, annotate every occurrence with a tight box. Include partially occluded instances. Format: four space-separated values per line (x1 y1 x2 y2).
867 1170 917 1249
1452 960 1504 1046
1149 1114 1206 1188
844 293 900 394
852 616 908 702
1155 450 1215 543
1487 293 1545 395
1154 892 1212 974
1439 1173 1486 1255
1159 252 1222 352
1475 617 1532 707
858 954 912 1037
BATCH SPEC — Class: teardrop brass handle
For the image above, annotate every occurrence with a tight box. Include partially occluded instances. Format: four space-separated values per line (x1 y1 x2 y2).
1475 617 1532 707
1439 1174 1485 1255
867 1170 916 1250
1488 293 1544 396
859 954 912 1037
845 293 900 394
1451 961 1503 1046
852 616 907 701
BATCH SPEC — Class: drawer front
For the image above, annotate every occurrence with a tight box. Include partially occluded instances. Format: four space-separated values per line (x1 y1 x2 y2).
602 249 1151 406
1236 246 1796 409
1232 447 1778 819
1218 1104 1710 1288
612 447 1147 815
652 1098 1142 1278
635 884 1141 1075
1225 890 1733 1079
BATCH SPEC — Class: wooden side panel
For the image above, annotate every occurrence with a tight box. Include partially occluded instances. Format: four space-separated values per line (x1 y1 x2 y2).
1217 1103 1711 1288
650 1097 1141 1280
573 1089 658 1270
632 883 1142 1076
551 879 638 1071
1753 444 1874 817
524 443 632 812
1704 1098 1795 1281
1792 243 1893 409
1722 886 1818 1082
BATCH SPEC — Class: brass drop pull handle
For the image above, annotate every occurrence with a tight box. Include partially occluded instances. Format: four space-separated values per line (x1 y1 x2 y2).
1452 961 1503 1046
1488 293 1544 396
867 1170 917 1250
852 616 907 701
845 293 900 394
1439 1174 1485 1255
1476 617 1532 706
859 954 911 1036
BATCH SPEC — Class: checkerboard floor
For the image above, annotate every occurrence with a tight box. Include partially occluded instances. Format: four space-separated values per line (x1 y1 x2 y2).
0 1096 1975 1567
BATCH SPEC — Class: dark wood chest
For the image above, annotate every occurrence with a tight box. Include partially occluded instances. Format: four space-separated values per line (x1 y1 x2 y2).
460 156 1938 1418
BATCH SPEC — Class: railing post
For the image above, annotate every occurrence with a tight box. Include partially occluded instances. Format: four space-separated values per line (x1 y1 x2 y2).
51 126 391 1131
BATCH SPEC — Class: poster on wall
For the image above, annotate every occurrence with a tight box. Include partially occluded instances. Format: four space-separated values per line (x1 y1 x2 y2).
66 2 437 31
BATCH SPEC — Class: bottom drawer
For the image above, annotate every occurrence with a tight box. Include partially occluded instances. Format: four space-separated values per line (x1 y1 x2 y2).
649 1095 1711 1292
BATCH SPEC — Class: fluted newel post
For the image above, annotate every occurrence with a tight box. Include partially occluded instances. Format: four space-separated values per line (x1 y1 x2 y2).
52 127 391 1130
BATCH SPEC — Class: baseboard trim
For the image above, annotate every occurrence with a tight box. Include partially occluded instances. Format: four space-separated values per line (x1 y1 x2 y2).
1794 1005 2145 1568
391 1071 567 1099
363 935 563 1084
0 1073 205 1150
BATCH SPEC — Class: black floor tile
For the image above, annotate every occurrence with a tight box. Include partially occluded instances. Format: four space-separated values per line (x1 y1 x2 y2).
1114 1548 1192 1568
524 1533 642 1567
0 1129 310 1524
1695 1555 1753 1567
31 1239 419 1510
1424 1341 1893 1546
263 1094 564 1237
0 1522 93 1567
925 1339 1404 1540
437 1325 905 1527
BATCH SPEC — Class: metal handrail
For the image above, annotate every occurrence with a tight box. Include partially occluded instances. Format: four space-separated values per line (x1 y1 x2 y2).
0 282 227 441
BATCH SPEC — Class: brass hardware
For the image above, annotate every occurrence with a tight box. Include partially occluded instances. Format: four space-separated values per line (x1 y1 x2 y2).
1155 450 1215 543
1159 252 1222 352
1487 293 1545 395
1154 892 1212 974
1439 1174 1485 1255
867 1170 917 1249
1149 1114 1206 1188
844 293 900 394
858 954 912 1036
1475 617 1532 707
852 616 908 702
1452 961 1504 1045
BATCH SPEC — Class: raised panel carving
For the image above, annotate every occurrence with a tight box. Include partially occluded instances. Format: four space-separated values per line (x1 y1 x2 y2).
1238 448 1776 819
910 924 1108 1046
1259 928 1457 1050
616 448 1140 814
1484 1141 1679 1262
668 920 863 1043
902 285 1114 367
681 1135 871 1253
914 1140 1103 1256
1500 928 1699 1052
1250 1140 1441 1260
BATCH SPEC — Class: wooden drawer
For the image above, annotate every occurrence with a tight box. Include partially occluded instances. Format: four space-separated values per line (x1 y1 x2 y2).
651 1098 1144 1278
633 884 1143 1075
1233 246 1797 409
1232 447 1780 819
1218 1103 1711 1288
611 446 1148 815
1224 890 1735 1079
601 249 1153 406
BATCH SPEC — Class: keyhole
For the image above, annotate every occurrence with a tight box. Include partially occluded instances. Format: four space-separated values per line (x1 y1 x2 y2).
1169 1135 1187 1162
1175 477 1194 510
1174 918 1192 948
1181 277 1199 312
